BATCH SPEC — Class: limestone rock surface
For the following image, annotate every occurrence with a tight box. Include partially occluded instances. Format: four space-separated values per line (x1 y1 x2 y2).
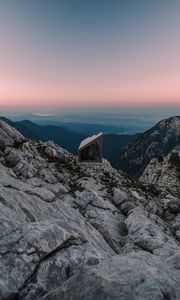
0 120 180 299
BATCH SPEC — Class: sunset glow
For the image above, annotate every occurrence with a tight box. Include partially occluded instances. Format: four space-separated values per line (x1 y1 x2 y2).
0 1 180 108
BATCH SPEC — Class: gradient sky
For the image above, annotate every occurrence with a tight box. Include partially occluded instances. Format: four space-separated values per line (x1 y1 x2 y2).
0 0 180 108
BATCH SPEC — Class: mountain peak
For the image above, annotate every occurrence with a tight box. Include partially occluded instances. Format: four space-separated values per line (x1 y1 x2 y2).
157 116 180 129
112 115 180 178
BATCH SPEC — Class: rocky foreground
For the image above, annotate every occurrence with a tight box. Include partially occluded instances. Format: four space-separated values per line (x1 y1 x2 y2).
0 120 180 299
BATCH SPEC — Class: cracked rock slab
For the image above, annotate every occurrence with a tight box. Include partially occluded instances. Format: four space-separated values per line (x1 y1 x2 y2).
43 251 180 300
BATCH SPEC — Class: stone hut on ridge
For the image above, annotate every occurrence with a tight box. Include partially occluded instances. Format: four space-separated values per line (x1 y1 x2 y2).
78 132 102 162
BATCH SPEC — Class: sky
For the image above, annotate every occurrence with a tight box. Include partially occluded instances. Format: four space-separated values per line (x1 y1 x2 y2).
0 0 180 109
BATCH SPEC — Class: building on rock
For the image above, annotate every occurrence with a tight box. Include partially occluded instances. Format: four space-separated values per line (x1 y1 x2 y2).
78 132 102 162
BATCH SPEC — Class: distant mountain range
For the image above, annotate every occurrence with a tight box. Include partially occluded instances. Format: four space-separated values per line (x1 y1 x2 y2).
9 111 156 134
111 116 180 177
11 116 129 135
0 117 135 160
2 116 180 179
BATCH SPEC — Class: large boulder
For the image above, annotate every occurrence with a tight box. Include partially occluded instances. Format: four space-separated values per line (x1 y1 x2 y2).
0 120 25 146
43 251 180 300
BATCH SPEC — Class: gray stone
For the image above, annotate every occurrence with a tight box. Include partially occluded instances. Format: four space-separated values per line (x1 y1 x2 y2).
0 120 180 299
43 252 180 300
0 120 25 146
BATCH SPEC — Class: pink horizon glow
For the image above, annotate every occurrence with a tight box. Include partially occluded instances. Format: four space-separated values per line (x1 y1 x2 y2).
0 2 180 108
1 40 179 107
0 71 179 108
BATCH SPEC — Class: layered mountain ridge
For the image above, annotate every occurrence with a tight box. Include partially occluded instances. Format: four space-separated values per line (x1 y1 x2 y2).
0 116 135 160
112 116 180 177
0 119 180 299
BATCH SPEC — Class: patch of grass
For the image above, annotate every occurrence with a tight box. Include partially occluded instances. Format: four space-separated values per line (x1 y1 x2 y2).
14 139 28 149
123 179 160 197
100 171 119 193
69 180 84 196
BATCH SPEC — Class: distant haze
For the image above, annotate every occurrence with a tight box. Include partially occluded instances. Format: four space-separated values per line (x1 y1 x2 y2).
2 106 180 134
0 0 180 107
